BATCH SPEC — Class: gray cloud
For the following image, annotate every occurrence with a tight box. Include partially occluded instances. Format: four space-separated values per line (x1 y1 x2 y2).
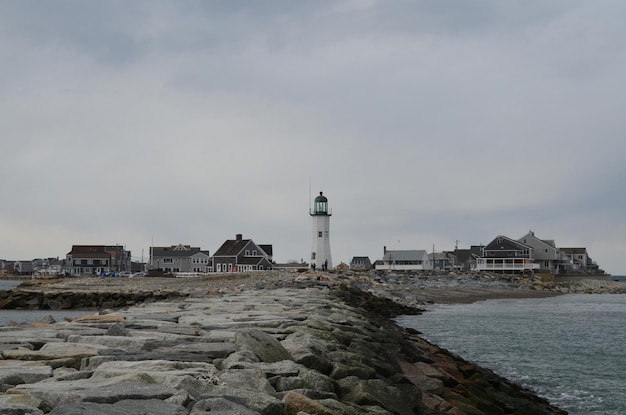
0 1 624 274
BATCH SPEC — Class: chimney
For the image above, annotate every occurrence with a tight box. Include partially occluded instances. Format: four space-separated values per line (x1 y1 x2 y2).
384 246 387 254
236 234 243 241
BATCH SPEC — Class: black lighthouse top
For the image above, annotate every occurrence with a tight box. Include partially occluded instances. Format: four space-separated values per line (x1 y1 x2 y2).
311 192 331 216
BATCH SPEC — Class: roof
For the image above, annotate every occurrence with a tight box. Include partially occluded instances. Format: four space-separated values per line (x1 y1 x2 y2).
213 239 252 257
484 235 531 251
151 246 204 257
67 245 106 255
560 247 588 255
382 250 427 261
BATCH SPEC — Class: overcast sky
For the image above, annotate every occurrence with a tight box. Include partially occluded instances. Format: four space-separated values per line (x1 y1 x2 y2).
1 1 625 274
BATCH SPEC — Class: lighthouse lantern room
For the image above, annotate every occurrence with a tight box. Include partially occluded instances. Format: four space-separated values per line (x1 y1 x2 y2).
310 191 332 270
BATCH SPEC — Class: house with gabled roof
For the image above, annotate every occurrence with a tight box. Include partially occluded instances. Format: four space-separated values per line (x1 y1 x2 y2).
558 247 604 274
350 256 372 270
517 230 570 274
375 247 431 271
473 235 539 273
212 234 273 273
149 244 211 274
66 245 131 276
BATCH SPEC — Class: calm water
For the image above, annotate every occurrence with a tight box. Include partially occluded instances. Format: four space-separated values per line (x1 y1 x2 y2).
0 279 89 325
397 293 626 415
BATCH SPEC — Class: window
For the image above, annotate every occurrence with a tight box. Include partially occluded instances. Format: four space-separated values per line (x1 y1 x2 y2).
252 250 257 255
318 231 323 237
163 258 173 264
311 252 316 260
228 263 233 272
245 250 250 256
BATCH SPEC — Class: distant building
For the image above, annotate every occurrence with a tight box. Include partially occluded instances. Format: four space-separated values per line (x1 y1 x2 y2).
375 247 431 271
13 260 33 276
212 234 273 272
310 192 333 270
66 245 131 276
350 256 372 270
149 244 211 274
473 236 538 273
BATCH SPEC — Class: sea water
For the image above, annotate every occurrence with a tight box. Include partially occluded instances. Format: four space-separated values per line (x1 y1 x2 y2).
0 279 89 326
396 293 626 415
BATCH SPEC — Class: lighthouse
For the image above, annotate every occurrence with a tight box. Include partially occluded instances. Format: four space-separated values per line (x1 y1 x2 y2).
310 191 332 270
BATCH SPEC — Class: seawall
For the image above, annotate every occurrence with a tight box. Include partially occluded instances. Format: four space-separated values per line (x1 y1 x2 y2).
0 273 571 415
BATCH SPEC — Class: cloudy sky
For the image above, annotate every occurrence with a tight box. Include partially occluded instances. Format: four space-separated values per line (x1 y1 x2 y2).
1 1 625 274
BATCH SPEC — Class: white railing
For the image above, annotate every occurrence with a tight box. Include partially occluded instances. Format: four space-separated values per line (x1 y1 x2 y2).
473 259 539 271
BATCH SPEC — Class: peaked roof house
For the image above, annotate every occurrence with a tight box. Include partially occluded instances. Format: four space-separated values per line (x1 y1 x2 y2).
375 247 431 271
149 244 211 274
473 235 539 273
212 234 273 273
517 230 570 274
558 247 603 274
66 245 131 276
350 256 372 270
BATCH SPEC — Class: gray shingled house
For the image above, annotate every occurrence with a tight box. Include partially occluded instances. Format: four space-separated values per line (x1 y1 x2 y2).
212 234 273 273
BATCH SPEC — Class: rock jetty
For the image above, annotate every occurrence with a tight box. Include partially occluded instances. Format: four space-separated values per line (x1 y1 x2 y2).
0 271 583 415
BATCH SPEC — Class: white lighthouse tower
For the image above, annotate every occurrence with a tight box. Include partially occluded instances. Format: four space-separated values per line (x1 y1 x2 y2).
310 191 332 270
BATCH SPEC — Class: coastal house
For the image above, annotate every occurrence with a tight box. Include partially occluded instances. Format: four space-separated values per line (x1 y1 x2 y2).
431 252 456 271
558 247 604 274
149 244 211 274
375 247 431 271
349 256 372 270
66 245 132 276
212 234 273 273
473 235 539 273
517 231 570 274
13 260 33 276
451 246 483 271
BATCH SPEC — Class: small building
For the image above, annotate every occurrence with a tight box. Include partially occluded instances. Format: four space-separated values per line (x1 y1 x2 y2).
149 244 211 274
212 234 273 273
350 256 372 270
375 247 431 271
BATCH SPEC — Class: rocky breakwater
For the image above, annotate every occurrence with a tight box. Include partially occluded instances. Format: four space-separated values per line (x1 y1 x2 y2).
0 284 566 415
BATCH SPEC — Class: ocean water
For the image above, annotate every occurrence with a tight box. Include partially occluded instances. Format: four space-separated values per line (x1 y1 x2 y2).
0 279 89 326
396 293 626 415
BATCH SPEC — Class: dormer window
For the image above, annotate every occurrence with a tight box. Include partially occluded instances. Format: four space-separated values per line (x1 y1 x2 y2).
245 250 250 256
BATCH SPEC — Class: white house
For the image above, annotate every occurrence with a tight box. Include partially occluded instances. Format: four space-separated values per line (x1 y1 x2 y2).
375 248 431 271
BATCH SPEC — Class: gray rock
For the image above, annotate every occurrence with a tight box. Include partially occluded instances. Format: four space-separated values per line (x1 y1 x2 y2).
218 368 275 395
151 341 236 359
235 329 292 363
341 378 419 415
0 362 53 385
190 397 260 414
271 367 335 393
9 380 177 409
48 399 187 415
105 323 129 337
0 404 44 415
221 350 261 369
37 315 56 325
280 331 334 374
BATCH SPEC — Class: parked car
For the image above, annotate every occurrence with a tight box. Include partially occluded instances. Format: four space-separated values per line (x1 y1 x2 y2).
131 272 146 278
117 271 132 278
